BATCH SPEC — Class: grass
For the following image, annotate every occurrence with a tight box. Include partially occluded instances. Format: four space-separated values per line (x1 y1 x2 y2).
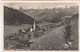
4 19 78 50
4 25 21 36
30 19 78 50
4 25 30 35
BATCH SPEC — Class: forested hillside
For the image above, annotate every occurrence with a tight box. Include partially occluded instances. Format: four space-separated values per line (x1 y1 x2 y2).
4 6 34 25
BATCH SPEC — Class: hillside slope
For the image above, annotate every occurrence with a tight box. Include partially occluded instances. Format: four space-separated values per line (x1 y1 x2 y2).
4 6 34 25
19 6 78 22
30 13 78 50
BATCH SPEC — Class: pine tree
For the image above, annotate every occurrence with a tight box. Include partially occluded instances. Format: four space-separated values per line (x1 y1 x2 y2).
64 19 73 44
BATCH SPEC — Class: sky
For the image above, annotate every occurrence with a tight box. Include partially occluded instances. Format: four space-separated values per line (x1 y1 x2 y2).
4 2 78 9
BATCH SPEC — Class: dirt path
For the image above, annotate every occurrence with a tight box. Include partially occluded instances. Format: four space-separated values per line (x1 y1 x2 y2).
30 26 64 43
29 26 65 50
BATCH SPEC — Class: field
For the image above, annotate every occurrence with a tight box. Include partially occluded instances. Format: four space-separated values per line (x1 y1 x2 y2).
4 25 30 35
4 18 78 50
4 25 21 36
